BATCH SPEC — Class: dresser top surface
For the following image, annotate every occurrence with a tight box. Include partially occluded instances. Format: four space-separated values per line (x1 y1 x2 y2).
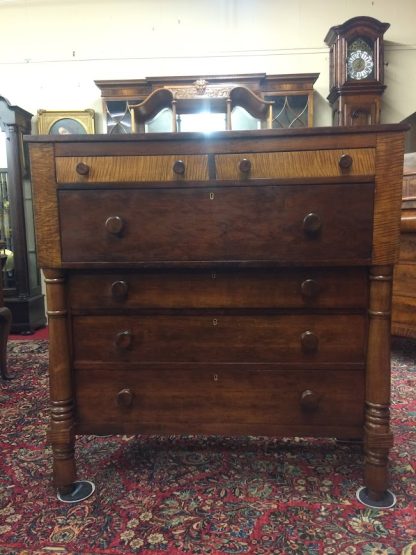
25 123 409 145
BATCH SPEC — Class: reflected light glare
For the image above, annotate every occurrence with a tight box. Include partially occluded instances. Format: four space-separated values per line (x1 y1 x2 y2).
180 112 226 134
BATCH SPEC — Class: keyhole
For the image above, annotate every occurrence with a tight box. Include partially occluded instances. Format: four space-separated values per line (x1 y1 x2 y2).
211 272 216 279
213 374 219 382
212 318 218 326
209 192 215 200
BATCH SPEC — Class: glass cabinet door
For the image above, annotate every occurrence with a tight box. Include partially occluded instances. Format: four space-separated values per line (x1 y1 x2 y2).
0 96 45 333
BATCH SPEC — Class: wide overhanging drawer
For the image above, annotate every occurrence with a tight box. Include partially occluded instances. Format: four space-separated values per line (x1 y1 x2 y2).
58 183 374 265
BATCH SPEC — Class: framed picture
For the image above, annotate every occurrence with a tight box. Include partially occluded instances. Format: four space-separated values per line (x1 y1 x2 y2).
36 109 95 135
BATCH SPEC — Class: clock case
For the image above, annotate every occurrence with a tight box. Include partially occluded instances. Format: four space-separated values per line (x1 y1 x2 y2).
325 16 390 126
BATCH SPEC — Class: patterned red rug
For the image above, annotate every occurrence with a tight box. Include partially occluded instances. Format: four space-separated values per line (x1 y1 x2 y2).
0 338 415 555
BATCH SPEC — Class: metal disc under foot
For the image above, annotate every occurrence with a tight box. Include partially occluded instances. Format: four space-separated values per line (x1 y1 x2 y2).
356 486 397 509
57 480 95 503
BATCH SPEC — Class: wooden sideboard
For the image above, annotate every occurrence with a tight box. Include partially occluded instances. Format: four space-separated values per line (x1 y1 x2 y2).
26 124 406 506
392 152 416 338
95 73 319 134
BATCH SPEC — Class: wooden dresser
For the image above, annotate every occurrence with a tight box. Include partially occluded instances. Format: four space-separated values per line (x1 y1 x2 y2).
26 125 406 506
392 152 416 338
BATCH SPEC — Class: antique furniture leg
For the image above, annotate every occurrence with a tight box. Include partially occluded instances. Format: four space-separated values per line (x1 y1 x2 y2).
0 306 12 379
357 266 396 508
44 269 94 503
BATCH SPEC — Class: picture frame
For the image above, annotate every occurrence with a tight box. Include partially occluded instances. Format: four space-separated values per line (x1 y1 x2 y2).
36 109 95 135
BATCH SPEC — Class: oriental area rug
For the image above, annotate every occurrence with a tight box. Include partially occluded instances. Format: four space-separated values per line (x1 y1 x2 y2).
0 339 415 555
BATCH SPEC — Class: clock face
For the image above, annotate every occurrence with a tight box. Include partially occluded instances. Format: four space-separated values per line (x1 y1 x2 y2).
347 50 374 80
347 39 374 80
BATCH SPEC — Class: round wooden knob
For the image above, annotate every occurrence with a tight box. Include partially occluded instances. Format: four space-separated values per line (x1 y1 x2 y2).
75 162 90 176
300 389 319 411
300 279 320 298
300 330 319 353
173 160 185 175
114 330 132 350
239 158 252 174
302 213 322 235
339 154 353 170
117 388 134 408
105 216 124 236
111 280 128 301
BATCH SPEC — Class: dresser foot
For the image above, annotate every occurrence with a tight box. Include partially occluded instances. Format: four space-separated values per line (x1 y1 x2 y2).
356 486 396 509
57 480 95 503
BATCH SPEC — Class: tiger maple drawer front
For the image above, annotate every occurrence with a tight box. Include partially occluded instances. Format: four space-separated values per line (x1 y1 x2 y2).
55 155 209 182
74 368 365 434
68 268 368 310
72 314 366 364
215 148 375 180
58 183 373 264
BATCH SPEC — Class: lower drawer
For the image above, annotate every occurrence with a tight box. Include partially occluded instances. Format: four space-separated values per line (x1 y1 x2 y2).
68 267 368 310
72 314 367 365
74 367 365 436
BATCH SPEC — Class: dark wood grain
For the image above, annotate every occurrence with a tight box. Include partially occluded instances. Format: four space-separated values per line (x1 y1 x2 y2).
58 184 374 264
72 313 367 365
74 367 365 436
68 268 368 310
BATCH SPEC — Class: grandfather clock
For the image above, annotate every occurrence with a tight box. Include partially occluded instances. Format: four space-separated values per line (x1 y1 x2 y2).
325 16 390 126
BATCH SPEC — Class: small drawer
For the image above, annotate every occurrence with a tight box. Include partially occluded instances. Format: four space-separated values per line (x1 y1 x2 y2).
55 155 209 183
58 183 373 265
68 268 368 310
74 367 365 435
72 314 367 365
215 148 375 180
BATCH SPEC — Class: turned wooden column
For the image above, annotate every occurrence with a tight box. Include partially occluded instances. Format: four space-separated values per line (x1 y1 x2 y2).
44 268 76 494
364 265 394 500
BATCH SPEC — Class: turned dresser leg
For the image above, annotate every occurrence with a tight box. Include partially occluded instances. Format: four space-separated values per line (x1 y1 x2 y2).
358 266 396 508
44 269 95 502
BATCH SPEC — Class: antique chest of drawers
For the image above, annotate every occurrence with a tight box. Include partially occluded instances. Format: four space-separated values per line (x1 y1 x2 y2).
27 125 406 506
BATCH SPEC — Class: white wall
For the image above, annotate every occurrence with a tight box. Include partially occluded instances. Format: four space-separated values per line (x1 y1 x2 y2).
0 0 415 128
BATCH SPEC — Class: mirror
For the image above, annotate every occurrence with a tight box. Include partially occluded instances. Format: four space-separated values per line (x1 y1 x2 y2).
130 83 272 133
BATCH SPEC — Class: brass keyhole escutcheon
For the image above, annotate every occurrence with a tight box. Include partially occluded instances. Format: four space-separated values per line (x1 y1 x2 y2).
212 318 218 326
213 374 219 382
209 192 215 200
